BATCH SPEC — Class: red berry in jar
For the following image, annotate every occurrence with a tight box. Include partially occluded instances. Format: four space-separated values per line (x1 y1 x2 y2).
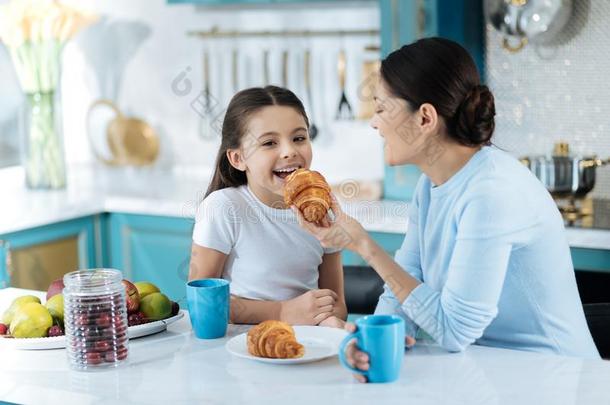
117 347 128 360
94 340 110 353
96 313 112 328
104 352 117 363
76 313 89 326
85 352 103 365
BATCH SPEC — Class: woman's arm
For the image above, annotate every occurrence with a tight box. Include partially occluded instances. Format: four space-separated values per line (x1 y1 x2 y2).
317 251 347 321
296 192 517 352
292 197 421 303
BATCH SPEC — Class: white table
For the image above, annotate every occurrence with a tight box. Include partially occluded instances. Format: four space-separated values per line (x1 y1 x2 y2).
1 288 610 405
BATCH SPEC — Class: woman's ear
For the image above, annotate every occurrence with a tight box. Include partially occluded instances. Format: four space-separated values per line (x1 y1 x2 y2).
226 149 246 172
417 103 439 135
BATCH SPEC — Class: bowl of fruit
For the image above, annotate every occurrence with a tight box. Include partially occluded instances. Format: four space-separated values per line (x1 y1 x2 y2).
0 278 184 350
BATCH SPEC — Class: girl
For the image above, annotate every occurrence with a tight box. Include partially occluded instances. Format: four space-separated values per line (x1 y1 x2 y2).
188 86 347 327
294 37 599 380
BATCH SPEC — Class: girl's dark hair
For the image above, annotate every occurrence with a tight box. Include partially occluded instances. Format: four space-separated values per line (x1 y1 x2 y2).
380 37 495 146
205 85 309 198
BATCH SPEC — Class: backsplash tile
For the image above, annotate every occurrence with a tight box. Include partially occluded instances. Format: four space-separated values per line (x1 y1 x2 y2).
486 0 610 198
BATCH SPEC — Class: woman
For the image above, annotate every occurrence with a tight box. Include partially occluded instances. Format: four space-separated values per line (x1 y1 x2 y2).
294 37 599 380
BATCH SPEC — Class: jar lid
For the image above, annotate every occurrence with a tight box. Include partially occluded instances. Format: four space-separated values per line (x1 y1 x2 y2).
63 268 123 295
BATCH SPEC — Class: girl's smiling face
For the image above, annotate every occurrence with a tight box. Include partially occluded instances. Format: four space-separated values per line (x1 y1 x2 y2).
227 105 312 207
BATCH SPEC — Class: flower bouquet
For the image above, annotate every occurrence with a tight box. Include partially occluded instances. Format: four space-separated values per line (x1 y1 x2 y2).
0 0 95 188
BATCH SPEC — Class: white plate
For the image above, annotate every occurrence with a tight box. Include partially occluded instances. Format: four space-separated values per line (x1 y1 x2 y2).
0 310 185 350
225 325 347 365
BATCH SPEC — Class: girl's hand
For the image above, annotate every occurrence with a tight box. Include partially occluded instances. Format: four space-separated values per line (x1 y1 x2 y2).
318 315 346 329
279 289 338 325
344 322 416 383
292 194 368 253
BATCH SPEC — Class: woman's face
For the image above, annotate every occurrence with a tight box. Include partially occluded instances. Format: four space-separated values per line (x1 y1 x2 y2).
230 105 312 206
370 81 430 166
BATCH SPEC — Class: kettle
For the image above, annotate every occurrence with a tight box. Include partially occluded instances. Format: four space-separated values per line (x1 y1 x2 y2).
87 99 159 166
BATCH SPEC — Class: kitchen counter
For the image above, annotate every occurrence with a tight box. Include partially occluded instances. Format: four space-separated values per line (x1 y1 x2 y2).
1 165 610 249
1 288 609 405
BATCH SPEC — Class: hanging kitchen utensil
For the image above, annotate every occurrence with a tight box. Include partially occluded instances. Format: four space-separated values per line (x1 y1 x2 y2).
282 50 289 88
335 49 354 120
303 49 318 141
485 0 573 53
263 49 270 86
232 48 239 93
87 99 159 166
357 45 381 120
198 48 214 140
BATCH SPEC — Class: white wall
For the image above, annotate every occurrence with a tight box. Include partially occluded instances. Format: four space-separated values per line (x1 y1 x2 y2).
52 0 384 183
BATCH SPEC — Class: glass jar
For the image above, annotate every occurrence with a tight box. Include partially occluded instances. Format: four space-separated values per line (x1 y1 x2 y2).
63 269 129 371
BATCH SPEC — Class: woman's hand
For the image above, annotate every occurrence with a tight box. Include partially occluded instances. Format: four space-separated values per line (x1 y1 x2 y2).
279 289 338 325
344 322 416 383
292 194 368 253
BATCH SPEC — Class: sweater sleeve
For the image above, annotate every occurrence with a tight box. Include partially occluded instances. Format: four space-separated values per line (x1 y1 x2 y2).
400 187 525 352
192 191 238 254
374 180 423 338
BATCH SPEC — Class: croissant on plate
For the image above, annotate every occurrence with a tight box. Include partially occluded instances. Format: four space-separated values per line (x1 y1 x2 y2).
283 168 331 223
247 320 305 359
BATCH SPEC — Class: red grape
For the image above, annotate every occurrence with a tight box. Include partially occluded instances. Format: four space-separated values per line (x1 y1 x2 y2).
48 325 64 337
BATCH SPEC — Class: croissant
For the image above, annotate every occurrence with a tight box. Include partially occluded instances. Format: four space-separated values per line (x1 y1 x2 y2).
247 320 305 359
284 168 331 223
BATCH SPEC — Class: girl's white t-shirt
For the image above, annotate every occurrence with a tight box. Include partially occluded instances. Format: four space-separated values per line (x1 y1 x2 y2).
192 185 340 301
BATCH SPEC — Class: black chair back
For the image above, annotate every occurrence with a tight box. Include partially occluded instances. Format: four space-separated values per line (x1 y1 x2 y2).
583 303 610 359
343 265 384 315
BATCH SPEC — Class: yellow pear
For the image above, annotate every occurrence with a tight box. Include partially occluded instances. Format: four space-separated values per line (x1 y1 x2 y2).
134 281 160 299
45 294 64 324
139 293 171 321
10 302 53 338
2 295 41 325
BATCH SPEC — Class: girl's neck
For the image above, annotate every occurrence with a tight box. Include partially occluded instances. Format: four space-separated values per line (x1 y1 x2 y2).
417 138 482 186
247 183 288 209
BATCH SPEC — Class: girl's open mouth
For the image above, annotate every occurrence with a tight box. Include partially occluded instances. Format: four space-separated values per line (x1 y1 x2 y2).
273 166 301 180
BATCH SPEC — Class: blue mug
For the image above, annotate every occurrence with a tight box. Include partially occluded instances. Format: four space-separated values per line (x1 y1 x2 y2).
338 315 405 383
186 278 230 339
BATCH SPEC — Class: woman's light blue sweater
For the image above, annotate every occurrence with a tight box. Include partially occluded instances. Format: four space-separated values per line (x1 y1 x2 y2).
376 146 599 358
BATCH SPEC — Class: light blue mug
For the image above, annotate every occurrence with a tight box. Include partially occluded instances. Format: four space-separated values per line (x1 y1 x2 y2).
186 278 230 339
338 315 405 383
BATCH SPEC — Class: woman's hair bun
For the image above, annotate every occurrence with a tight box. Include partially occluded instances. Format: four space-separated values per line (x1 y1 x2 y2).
454 85 495 146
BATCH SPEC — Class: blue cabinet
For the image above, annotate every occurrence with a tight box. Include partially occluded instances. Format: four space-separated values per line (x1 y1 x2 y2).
342 232 404 266
106 213 406 300
0 240 8 289
108 214 193 302
571 248 610 273
0 216 99 290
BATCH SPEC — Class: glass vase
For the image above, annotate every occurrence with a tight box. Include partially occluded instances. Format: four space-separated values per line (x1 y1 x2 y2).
21 89 67 189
